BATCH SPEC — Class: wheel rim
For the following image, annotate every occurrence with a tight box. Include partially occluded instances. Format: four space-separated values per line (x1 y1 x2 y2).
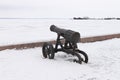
73 52 82 64
45 46 49 57
75 50 88 63
42 42 54 59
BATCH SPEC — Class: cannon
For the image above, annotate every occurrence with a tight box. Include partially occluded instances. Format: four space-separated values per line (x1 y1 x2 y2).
42 25 88 64
50 25 80 44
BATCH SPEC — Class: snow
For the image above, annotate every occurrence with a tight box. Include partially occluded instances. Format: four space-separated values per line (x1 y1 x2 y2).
0 19 120 46
0 0 120 80
0 38 120 80
0 19 120 80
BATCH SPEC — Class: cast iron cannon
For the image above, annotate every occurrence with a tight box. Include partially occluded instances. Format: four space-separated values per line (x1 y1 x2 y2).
50 25 80 44
42 25 88 64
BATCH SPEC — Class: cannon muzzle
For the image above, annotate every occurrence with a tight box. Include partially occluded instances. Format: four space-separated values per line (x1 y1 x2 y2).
50 25 80 43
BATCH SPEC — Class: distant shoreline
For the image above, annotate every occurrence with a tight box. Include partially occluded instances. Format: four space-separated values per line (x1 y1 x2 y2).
73 17 120 20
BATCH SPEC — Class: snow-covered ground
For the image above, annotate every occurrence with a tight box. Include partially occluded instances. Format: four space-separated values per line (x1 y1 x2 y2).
0 19 120 45
0 19 120 80
0 38 120 80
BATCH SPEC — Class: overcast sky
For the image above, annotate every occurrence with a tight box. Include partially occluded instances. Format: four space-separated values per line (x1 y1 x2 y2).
0 0 120 18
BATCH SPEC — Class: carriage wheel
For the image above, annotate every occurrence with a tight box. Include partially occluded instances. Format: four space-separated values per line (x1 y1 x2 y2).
73 52 82 64
75 50 88 63
42 42 55 59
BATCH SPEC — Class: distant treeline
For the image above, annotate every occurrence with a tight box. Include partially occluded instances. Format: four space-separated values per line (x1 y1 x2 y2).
73 17 120 20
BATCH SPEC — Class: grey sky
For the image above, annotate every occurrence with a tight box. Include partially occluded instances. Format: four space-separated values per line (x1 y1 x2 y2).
0 0 120 18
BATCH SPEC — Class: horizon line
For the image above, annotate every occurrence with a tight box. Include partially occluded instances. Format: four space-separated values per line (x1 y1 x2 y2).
0 17 71 19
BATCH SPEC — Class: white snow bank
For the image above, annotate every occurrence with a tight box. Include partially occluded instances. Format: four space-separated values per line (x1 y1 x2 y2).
0 38 120 80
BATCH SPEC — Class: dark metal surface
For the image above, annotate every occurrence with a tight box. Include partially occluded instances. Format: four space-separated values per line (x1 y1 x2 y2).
50 25 80 44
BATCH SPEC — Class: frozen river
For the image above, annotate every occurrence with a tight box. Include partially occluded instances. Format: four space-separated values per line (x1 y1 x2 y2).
0 19 120 45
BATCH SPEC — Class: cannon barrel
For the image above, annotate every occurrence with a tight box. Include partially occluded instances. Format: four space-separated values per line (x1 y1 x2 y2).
50 25 80 43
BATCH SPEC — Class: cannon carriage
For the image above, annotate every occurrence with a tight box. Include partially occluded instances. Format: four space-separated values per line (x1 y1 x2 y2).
42 25 88 64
